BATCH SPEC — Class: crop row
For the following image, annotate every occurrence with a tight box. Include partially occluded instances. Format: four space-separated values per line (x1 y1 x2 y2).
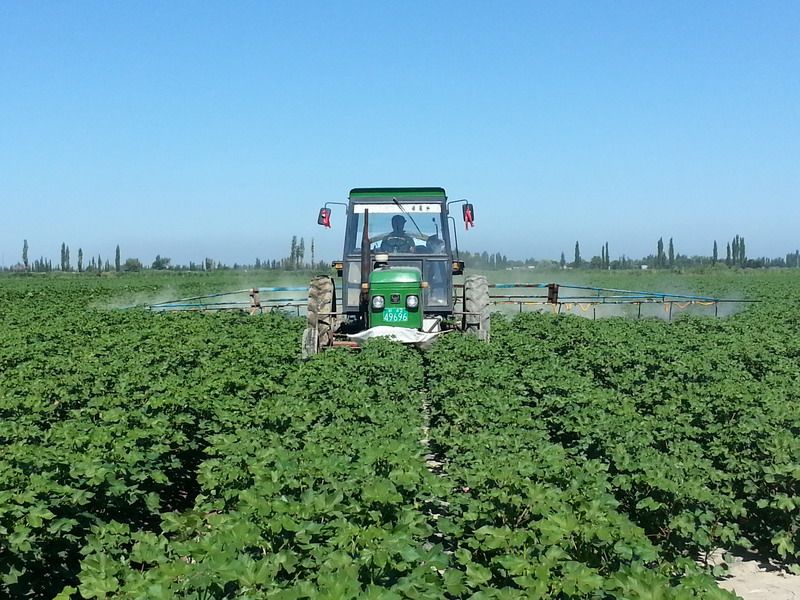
72 340 451 598
0 297 300 597
422 299 800 597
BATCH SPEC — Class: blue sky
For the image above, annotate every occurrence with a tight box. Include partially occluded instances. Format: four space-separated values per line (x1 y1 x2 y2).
1 1 798 266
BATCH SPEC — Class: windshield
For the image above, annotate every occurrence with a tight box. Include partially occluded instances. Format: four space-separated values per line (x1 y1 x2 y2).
345 203 446 255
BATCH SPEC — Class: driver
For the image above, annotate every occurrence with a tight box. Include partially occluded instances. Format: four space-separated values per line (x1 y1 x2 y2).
380 215 415 253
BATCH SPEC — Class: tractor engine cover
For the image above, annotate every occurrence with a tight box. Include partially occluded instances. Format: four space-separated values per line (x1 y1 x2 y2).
368 266 423 329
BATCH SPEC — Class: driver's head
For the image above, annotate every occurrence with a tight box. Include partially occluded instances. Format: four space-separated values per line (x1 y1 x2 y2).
391 214 406 233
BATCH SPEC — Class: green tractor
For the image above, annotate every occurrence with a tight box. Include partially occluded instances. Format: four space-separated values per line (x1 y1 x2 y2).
302 187 489 356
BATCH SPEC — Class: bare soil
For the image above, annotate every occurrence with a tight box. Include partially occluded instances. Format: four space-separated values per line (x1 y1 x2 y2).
711 550 800 599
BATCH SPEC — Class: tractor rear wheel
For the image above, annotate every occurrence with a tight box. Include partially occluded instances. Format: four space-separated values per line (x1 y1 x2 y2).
302 276 337 358
463 275 490 341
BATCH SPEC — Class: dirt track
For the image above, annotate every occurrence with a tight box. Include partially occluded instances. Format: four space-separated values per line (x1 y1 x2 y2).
714 550 800 599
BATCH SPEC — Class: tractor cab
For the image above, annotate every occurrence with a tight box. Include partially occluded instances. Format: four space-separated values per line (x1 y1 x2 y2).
303 187 484 356
338 188 462 319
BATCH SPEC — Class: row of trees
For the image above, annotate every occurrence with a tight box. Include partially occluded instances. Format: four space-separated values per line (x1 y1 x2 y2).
59 243 124 273
567 241 613 269
8 237 328 273
10 236 800 273
17 240 126 273
461 236 798 271
151 237 326 272
459 251 515 270
554 235 797 270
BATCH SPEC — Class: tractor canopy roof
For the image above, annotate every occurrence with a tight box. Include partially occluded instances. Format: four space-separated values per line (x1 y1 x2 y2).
349 187 446 202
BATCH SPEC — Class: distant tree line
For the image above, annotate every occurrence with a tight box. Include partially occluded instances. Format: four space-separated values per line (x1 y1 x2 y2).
249 236 326 271
7 235 799 273
10 241 124 273
458 251 516 270
3 238 328 273
562 235 798 270
463 234 799 271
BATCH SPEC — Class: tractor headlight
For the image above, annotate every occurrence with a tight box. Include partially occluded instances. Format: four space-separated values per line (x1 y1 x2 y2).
406 295 419 309
372 295 385 309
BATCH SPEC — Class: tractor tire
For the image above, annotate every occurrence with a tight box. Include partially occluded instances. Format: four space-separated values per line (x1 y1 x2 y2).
463 275 490 341
303 276 337 357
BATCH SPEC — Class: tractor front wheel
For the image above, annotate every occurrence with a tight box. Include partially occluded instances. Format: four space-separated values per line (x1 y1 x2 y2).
463 275 490 341
302 276 337 358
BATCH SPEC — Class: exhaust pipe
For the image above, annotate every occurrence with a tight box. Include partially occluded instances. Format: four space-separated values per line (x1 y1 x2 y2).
360 209 371 324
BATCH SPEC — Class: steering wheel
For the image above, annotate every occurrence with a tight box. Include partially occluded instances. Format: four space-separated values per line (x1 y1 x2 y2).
381 235 414 253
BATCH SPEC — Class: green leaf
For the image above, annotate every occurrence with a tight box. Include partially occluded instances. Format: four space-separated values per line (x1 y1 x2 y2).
466 562 492 587
443 569 467 595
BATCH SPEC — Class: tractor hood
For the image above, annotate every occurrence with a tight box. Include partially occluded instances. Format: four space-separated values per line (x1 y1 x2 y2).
370 266 421 285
